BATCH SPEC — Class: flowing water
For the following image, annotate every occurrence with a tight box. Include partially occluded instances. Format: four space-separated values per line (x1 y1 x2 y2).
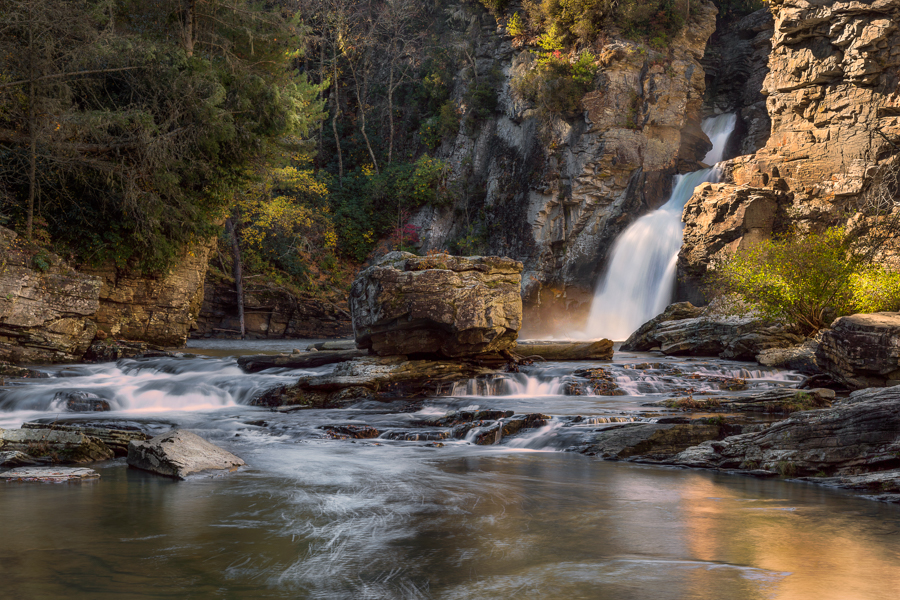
1 341 899 599
583 114 738 341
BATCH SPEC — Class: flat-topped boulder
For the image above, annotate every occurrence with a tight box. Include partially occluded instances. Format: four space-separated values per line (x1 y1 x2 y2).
350 252 523 358
815 312 900 389
513 340 613 361
127 430 245 479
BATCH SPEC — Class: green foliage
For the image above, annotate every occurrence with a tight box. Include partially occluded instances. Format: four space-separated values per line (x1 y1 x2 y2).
849 266 900 314
707 227 900 335
477 0 510 17
330 156 449 261
512 50 598 118
0 0 326 273
507 12 528 37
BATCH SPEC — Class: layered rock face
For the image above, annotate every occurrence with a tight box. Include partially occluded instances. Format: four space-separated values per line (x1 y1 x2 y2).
350 252 523 357
412 2 719 333
82 241 213 346
193 277 352 339
815 312 900 388
0 227 101 363
669 386 900 479
679 0 900 292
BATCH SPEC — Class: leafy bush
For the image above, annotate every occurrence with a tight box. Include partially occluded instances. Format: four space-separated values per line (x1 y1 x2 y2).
512 50 598 118
707 227 900 335
507 12 527 37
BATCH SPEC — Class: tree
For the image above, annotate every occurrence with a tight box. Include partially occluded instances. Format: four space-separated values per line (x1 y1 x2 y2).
0 0 325 270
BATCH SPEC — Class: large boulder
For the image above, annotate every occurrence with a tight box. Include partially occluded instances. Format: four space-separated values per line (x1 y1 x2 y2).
621 302 803 360
127 430 245 479
350 252 523 357
815 313 900 389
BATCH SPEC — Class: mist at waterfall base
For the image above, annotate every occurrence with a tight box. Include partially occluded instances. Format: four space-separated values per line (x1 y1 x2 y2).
580 114 738 341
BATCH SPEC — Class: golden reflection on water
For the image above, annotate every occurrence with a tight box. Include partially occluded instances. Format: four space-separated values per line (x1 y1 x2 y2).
0 453 898 599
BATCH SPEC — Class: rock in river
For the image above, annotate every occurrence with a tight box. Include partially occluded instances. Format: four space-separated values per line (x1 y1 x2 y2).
127 430 245 479
0 467 100 482
350 252 523 357
0 427 114 463
815 312 900 389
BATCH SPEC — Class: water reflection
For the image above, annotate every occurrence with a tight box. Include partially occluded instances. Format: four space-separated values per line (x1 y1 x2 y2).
1 453 898 599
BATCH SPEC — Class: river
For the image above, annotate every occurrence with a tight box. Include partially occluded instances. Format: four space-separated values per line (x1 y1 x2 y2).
1 341 899 599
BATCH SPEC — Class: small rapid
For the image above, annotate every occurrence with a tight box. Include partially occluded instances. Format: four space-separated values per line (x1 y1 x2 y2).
0 355 327 428
583 114 737 340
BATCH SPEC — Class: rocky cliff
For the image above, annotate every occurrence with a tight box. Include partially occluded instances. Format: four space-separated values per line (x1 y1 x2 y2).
679 0 900 293
411 1 720 334
0 228 100 363
0 226 213 363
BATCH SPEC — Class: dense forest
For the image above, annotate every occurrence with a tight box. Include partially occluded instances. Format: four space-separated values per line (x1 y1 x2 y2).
0 0 763 301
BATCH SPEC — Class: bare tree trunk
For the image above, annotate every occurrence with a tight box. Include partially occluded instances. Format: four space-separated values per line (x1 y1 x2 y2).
387 61 395 165
332 44 343 187
225 219 245 339
25 17 35 242
184 0 196 57
354 75 379 173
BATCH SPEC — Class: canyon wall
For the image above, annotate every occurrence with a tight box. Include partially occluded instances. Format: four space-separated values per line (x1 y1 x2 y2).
412 1 720 334
679 0 900 292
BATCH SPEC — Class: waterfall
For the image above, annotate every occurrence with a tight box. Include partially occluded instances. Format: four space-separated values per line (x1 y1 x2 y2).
582 114 738 341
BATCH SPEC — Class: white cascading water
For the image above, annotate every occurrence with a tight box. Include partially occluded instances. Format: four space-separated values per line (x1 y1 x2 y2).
582 114 738 340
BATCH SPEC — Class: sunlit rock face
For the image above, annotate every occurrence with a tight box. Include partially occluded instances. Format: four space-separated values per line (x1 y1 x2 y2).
816 312 900 389
350 252 523 358
82 239 213 347
679 0 900 293
411 2 719 334
0 226 101 363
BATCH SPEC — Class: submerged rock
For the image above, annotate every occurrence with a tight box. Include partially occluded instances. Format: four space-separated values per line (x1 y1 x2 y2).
53 391 111 412
127 430 245 479
0 466 100 482
237 349 366 373
815 313 900 389
622 301 803 360
350 252 523 358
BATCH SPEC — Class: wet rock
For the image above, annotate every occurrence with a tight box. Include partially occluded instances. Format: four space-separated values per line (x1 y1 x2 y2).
815 313 900 389
127 430 245 479
0 450 38 467
83 339 172 363
756 339 819 374
0 466 100 482
501 413 549 436
350 252 523 358
424 410 515 427
380 431 450 442
0 427 114 463
667 386 900 477
646 388 834 414
467 421 504 445
622 301 803 360
0 362 48 379
512 340 614 361
21 422 148 457
320 425 381 439
52 391 111 412
806 470 900 504
581 422 731 461
237 349 367 373
310 340 357 351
